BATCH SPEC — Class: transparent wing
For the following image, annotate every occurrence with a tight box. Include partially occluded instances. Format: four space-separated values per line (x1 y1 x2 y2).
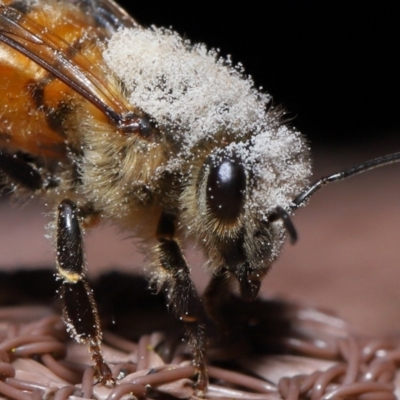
70 0 138 33
0 2 138 130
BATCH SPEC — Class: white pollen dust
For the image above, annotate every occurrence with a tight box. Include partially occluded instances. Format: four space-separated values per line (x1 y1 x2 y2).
103 26 311 219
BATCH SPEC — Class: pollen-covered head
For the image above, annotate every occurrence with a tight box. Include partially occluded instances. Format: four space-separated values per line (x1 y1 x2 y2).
193 150 275 301
181 126 311 301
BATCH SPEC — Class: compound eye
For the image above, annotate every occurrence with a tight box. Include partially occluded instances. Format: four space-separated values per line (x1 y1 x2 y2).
206 157 246 221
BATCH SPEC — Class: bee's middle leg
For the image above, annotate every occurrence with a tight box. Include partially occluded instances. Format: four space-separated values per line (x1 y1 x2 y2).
56 199 113 386
155 211 208 395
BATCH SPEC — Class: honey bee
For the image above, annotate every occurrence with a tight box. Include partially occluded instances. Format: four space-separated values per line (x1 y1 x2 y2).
1 0 400 395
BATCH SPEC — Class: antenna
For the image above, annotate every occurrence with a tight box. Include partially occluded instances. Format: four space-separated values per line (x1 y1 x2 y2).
269 151 400 242
290 151 400 212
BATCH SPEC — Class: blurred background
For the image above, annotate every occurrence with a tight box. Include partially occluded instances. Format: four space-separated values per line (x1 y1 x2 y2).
1 1 400 335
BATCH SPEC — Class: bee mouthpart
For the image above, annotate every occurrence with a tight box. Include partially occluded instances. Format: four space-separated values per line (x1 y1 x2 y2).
234 268 261 302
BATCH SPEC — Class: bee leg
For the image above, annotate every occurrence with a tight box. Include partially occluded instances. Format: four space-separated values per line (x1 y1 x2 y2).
156 212 208 396
56 199 114 386
0 150 43 191
203 269 232 334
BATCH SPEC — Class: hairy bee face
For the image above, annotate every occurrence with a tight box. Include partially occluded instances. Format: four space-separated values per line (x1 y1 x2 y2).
0 0 311 392
181 147 298 301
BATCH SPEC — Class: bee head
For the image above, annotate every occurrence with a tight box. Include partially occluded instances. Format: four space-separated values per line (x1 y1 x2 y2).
181 147 294 301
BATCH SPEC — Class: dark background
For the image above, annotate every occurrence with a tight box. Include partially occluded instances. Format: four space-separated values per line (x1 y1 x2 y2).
118 1 400 148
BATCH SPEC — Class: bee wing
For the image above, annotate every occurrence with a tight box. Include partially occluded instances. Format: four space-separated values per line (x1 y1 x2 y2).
71 0 138 33
0 3 136 129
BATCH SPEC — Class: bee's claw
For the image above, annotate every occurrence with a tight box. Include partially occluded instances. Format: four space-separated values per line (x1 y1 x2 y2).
94 356 115 387
194 365 208 398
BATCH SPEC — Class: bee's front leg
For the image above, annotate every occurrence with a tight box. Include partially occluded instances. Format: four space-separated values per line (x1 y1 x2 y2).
56 199 114 386
203 269 232 333
155 211 208 396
